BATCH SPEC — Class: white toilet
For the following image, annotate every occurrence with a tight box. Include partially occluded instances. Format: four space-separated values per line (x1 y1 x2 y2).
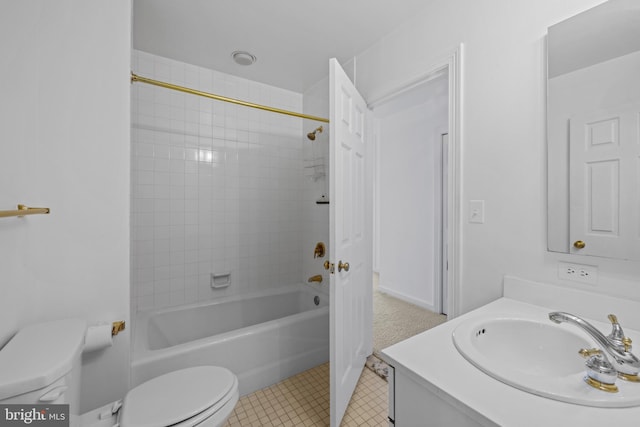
0 319 238 427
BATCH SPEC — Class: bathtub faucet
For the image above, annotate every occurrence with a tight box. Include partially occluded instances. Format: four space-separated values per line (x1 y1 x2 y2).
313 242 326 259
549 311 640 380
308 275 323 284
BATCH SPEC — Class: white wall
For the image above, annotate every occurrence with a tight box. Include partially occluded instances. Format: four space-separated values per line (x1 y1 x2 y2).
353 0 640 314
0 0 131 412
131 51 305 311
374 76 449 310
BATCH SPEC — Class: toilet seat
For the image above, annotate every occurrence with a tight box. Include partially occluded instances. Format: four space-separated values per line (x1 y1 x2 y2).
168 382 238 427
120 366 238 427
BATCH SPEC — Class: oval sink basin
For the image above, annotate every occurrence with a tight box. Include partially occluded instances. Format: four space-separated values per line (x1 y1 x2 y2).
453 316 640 407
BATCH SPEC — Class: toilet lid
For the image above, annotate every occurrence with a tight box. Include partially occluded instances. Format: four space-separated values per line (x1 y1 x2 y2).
121 366 236 427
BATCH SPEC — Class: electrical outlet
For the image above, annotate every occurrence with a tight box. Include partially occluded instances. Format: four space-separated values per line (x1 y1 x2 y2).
558 262 598 285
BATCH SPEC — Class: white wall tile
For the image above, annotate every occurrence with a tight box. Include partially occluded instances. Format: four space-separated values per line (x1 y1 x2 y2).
132 50 306 310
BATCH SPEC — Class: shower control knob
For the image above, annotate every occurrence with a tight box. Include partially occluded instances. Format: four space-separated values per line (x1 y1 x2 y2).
338 261 350 272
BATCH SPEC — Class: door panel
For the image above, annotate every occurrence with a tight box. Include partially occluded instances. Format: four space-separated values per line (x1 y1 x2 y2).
569 105 640 259
330 58 372 427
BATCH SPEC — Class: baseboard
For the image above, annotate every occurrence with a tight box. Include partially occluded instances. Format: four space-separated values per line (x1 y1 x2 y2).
378 285 436 312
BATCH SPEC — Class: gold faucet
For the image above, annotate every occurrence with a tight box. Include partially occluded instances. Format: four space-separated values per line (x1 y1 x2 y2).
308 274 323 284
313 242 326 258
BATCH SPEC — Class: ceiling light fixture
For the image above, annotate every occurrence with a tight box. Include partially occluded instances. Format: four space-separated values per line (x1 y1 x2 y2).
231 51 257 66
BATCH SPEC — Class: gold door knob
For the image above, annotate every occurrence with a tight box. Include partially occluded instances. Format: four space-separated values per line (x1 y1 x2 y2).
574 240 586 249
338 261 350 272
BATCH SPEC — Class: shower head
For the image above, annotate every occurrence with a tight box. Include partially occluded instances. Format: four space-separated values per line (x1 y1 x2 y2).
307 126 323 141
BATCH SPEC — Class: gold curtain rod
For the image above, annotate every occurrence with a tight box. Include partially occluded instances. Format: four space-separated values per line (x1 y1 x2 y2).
0 204 50 219
131 73 330 124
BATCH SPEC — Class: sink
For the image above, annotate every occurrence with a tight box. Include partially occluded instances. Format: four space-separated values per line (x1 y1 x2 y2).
452 316 640 407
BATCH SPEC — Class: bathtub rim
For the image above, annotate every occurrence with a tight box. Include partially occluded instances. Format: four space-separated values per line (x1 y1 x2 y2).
132 283 328 364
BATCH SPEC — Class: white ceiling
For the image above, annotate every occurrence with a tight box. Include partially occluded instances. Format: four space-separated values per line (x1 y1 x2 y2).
133 0 432 93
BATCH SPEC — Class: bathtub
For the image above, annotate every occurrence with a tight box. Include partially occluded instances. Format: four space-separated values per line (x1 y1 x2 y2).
132 284 329 396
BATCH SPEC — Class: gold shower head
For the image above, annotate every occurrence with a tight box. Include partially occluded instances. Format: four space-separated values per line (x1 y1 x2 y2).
307 126 323 141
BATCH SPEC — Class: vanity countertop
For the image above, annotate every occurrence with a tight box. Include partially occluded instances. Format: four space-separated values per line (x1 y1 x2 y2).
381 276 640 426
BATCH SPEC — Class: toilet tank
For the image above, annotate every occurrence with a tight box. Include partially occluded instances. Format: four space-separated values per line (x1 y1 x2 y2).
0 319 86 417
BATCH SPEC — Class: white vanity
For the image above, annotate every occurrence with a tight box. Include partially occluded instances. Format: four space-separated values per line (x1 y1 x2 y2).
381 277 640 426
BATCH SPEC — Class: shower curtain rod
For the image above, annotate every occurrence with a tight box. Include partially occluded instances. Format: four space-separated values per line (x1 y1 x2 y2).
131 73 330 123
0 204 50 219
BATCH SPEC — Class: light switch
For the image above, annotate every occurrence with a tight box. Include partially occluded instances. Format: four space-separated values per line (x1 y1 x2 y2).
469 200 485 224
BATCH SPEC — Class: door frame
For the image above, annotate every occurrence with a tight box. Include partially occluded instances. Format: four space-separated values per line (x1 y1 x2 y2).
437 132 449 315
369 44 463 318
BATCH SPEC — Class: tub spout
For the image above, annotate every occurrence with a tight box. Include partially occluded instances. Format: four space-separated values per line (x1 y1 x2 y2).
308 275 323 284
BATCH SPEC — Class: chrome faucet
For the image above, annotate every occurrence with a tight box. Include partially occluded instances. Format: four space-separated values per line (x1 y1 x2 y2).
549 312 640 380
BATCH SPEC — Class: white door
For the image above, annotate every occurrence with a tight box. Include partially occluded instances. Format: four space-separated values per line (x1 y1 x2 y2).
569 105 640 260
329 58 373 427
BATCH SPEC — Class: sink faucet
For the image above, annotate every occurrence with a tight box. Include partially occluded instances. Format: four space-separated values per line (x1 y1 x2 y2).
549 312 640 380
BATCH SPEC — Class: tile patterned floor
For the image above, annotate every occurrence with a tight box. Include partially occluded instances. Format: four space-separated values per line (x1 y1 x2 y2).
224 362 388 427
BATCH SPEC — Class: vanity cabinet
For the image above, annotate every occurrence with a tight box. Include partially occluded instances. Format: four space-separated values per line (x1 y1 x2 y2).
388 364 491 427
381 276 640 427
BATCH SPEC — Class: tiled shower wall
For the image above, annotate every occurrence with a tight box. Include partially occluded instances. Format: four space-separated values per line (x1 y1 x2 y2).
301 78 331 295
131 50 307 311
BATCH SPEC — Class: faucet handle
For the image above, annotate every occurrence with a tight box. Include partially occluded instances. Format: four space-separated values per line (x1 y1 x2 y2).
607 314 634 353
579 348 602 358
313 242 326 259
607 313 627 345
579 348 619 393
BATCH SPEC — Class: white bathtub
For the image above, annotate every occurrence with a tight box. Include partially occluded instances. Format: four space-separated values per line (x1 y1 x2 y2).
132 284 329 396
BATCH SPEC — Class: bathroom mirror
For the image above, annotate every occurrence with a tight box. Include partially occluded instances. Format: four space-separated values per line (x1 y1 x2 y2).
547 0 640 260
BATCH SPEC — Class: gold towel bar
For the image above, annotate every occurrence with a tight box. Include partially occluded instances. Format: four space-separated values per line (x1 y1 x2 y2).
0 204 50 219
131 72 330 124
